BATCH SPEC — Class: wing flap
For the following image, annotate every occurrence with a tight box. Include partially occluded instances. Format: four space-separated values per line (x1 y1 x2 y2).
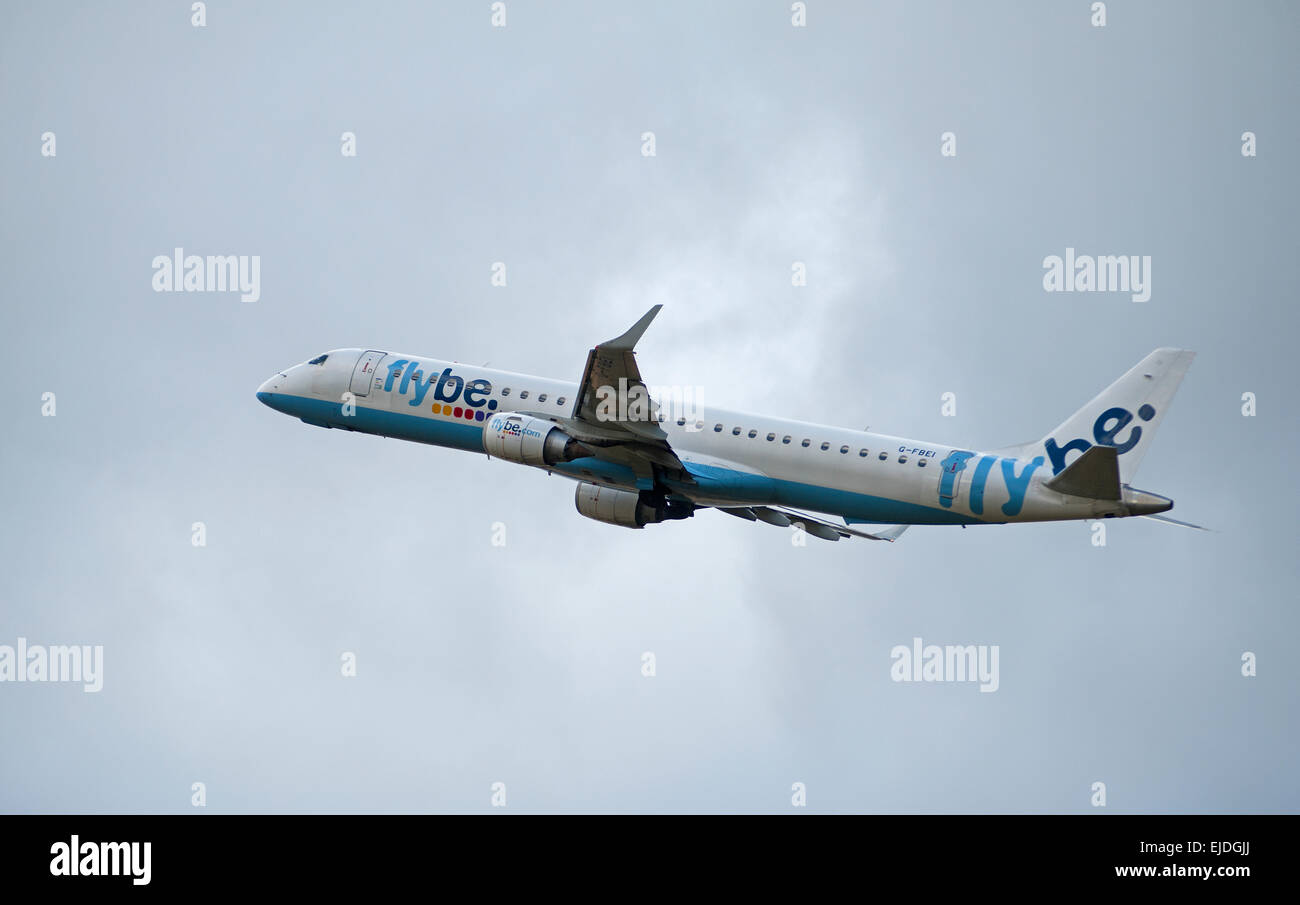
715 506 910 542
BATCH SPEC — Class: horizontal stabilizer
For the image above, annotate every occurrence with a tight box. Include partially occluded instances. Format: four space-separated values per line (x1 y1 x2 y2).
1045 445 1121 500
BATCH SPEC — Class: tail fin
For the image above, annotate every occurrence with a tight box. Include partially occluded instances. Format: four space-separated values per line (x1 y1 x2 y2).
1016 348 1194 484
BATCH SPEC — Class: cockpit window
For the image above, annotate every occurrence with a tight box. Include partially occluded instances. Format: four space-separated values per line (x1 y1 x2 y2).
307 354 328 365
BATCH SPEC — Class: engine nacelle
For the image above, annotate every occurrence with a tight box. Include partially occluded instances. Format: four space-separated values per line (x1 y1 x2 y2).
483 413 588 467
574 482 695 529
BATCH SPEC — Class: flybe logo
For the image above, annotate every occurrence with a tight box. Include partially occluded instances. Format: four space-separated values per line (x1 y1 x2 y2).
489 417 544 439
938 451 1043 517
937 403 1157 515
383 359 498 422
1044 404 1156 475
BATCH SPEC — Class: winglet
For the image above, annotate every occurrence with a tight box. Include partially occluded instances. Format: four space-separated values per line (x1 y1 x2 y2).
600 305 662 350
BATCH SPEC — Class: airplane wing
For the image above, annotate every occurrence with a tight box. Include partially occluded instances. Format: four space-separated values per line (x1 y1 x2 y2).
571 304 666 439
521 308 910 539
717 505 910 542
543 305 689 481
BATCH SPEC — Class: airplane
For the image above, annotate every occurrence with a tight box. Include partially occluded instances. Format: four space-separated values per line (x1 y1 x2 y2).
256 306 1200 542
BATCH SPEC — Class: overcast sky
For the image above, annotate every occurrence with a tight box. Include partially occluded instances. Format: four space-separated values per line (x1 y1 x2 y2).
1 1 1296 813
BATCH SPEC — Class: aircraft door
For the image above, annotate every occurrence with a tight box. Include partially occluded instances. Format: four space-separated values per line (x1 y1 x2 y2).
350 351 385 397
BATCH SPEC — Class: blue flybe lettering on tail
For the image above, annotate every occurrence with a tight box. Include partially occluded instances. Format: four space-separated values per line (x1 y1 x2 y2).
942 403 1159 513
384 360 498 412
1045 403 1157 474
967 455 997 515
938 450 1044 516
999 456 1044 516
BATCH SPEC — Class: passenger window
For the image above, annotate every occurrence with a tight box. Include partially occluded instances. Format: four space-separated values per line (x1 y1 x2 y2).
898 455 908 464
840 445 849 454
801 439 811 448
747 429 757 439
917 459 927 467
878 451 888 461
502 388 511 397
714 423 723 432
519 390 529 400
732 427 742 436
538 393 547 403
557 396 566 406
820 442 830 451
695 420 705 431
859 449 869 457
677 418 686 427
766 432 776 441
782 435 792 444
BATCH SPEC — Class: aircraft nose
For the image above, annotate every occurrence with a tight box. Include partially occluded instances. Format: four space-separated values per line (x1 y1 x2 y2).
256 374 283 407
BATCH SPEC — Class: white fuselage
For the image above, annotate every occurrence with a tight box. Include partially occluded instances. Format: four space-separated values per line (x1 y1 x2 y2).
257 348 1158 527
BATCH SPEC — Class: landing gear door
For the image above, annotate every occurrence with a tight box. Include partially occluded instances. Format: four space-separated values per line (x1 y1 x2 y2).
350 351 385 397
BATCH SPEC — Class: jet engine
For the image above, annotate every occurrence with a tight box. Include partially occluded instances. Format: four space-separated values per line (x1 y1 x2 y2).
482 413 590 467
574 482 695 529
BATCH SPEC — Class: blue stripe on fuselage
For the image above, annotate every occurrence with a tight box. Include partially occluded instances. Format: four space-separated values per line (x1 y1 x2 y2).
780 480 981 526
259 393 983 525
674 462 981 526
257 392 486 452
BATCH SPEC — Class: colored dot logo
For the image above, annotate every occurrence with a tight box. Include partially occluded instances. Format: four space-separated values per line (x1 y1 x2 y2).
432 402 486 422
